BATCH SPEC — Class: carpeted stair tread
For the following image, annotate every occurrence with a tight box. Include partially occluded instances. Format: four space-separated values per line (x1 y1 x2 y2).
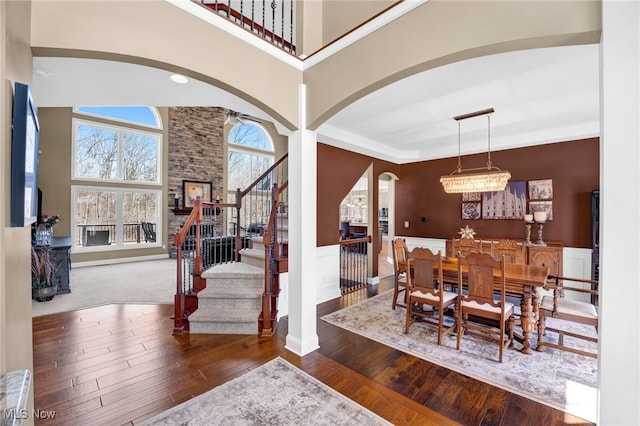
188 308 260 323
196 286 263 299
238 248 265 258
202 261 263 279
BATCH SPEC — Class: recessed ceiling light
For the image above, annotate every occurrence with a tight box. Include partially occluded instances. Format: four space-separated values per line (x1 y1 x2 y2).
170 74 188 84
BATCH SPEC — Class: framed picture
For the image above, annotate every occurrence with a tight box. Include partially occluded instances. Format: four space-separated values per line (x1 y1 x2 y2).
482 180 526 219
10 82 40 227
529 200 553 220
182 180 212 208
528 179 553 200
462 192 482 202
462 202 481 220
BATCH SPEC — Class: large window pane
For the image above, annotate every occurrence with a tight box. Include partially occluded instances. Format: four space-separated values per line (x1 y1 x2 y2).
228 151 251 190
75 125 118 179
73 119 160 183
122 132 158 182
229 123 272 150
123 192 158 244
75 189 117 246
73 187 160 248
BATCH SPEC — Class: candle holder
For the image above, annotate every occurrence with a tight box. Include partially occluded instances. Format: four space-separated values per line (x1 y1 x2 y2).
534 211 547 245
524 221 534 245
174 196 180 209
535 221 546 246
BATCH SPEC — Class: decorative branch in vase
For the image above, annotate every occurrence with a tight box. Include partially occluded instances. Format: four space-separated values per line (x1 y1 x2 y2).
31 245 58 302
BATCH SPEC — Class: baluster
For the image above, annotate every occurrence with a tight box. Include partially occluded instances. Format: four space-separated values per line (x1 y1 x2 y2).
262 0 266 37
251 0 255 32
271 0 276 42
290 0 294 52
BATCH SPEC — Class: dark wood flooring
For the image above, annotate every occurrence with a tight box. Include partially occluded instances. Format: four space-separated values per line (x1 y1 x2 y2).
32 278 593 425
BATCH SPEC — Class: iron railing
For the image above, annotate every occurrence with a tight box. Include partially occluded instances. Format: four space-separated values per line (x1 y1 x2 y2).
338 235 372 294
198 0 296 54
75 223 156 246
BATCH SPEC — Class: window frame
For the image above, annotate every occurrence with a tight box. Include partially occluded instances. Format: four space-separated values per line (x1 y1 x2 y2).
72 117 162 184
71 185 162 253
71 107 164 254
227 122 275 194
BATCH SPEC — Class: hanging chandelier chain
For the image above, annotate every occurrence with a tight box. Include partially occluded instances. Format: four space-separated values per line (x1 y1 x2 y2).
456 121 462 172
486 113 492 170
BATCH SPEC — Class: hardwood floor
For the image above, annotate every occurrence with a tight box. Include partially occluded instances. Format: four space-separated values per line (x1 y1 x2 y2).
32 278 593 425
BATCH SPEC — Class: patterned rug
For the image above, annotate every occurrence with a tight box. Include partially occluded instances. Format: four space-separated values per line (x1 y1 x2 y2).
321 290 598 423
139 357 391 425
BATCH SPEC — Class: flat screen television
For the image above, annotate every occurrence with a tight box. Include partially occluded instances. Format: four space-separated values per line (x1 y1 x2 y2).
10 82 40 227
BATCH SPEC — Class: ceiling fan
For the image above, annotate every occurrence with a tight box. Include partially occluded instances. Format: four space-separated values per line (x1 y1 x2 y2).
224 110 261 125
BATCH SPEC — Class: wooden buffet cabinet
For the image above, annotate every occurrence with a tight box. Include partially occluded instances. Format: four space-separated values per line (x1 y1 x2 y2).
446 237 563 277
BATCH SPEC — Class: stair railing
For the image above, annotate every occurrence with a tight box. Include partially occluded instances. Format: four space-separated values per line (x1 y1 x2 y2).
338 235 372 294
173 153 288 334
197 0 296 54
259 180 288 335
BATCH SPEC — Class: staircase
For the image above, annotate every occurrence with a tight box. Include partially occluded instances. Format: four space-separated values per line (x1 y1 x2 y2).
172 154 288 336
188 213 288 335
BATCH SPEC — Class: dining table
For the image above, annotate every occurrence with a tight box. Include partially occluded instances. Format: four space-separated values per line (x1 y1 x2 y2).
438 256 550 354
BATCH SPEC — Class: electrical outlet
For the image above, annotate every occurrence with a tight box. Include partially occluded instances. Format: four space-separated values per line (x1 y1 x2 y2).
404 221 409 228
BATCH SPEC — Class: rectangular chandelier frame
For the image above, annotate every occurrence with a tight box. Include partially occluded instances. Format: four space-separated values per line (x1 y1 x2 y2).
440 107 511 194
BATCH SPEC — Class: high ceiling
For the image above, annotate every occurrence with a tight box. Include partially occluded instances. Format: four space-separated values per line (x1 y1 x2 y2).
32 42 599 164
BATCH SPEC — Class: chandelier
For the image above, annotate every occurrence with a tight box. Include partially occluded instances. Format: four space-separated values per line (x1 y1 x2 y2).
440 108 511 193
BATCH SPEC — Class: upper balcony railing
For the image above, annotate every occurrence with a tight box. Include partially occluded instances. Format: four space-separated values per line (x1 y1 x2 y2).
198 0 296 54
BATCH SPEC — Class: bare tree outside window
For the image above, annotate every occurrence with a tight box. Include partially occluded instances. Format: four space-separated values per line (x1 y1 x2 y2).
122 132 158 182
75 125 118 179
72 107 162 249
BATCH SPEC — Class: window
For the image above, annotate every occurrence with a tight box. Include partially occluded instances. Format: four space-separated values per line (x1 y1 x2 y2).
72 107 162 252
72 186 161 249
73 120 160 183
227 123 274 192
227 123 274 234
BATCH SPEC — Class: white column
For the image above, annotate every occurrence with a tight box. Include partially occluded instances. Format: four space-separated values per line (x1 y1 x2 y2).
285 84 319 355
599 1 640 424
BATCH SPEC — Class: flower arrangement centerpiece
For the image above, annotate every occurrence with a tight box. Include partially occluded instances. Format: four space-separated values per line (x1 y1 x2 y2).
39 214 61 229
35 214 61 246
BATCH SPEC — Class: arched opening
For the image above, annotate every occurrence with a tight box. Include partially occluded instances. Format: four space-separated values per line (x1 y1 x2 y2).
378 172 398 279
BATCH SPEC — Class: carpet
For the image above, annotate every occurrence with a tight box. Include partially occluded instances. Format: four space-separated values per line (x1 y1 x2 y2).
321 290 598 423
138 357 391 426
31 259 175 317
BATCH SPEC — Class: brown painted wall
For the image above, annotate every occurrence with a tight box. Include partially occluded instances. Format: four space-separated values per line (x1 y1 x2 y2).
317 138 599 249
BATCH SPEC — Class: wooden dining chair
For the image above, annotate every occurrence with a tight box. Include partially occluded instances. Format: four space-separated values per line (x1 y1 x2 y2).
536 275 599 358
456 251 515 363
404 248 458 345
391 238 408 310
490 239 525 264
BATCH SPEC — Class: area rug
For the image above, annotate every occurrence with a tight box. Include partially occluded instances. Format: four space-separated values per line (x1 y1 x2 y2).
321 290 598 423
139 357 391 425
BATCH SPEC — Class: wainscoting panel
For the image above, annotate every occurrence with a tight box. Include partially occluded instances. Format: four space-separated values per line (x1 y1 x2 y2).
316 245 342 304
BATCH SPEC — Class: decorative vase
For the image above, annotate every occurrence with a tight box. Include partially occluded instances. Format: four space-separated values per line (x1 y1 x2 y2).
32 285 57 302
35 227 53 246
